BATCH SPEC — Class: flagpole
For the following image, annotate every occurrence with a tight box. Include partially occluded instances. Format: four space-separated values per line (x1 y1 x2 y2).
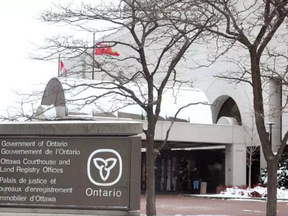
58 54 61 77
92 32 95 80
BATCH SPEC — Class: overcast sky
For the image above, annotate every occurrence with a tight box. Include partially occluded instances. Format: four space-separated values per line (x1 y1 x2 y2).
1 1 58 82
0 0 89 116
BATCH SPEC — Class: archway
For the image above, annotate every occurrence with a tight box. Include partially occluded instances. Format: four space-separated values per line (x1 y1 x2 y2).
217 97 242 125
212 95 242 125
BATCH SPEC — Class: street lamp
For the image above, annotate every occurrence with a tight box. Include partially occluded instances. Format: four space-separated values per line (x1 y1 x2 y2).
267 122 274 145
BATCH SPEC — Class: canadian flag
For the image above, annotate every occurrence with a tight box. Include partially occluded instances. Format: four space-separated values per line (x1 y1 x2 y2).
60 60 67 76
95 44 120 56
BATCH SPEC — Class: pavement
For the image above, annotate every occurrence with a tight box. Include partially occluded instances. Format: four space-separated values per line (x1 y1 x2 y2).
182 194 288 202
140 194 288 216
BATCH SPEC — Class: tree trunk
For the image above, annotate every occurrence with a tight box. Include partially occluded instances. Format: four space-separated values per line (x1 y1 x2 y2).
266 159 278 216
248 153 252 188
146 119 156 216
249 49 278 216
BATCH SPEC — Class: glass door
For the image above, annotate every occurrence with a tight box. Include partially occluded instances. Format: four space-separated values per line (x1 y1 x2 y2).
155 156 177 192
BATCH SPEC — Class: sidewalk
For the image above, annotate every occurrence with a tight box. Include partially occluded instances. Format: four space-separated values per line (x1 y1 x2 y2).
140 194 288 216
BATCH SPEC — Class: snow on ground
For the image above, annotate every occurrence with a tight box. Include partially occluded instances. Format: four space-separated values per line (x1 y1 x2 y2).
220 186 288 199
190 186 288 202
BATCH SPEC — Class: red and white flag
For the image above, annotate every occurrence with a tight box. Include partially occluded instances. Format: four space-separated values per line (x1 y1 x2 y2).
95 44 120 56
60 60 67 76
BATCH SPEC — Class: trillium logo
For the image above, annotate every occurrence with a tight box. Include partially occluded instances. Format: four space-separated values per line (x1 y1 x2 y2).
87 149 122 186
93 158 117 182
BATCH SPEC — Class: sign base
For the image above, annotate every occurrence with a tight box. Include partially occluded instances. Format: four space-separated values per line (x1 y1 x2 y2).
0 207 140 216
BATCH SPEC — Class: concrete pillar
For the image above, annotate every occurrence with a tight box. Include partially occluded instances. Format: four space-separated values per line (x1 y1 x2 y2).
225 144 246 186
268 78 282 152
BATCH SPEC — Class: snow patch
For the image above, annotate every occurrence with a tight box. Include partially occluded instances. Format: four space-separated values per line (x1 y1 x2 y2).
220 186 288 199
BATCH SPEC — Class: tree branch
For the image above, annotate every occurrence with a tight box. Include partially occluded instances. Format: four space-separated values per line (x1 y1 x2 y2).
155 101 210 155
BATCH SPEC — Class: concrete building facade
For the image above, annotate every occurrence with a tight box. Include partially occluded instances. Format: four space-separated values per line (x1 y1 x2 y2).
49 19 287 193
37 76 263 193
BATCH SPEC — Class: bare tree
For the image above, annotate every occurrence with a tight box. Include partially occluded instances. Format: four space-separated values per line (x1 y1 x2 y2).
243 115 260 189
0 89 44 122
182 1 288 215
31 1 217 215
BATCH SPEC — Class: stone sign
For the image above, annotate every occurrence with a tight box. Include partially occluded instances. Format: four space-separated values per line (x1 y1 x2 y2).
0 137 133 210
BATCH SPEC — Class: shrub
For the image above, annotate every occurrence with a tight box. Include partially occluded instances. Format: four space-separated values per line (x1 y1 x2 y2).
260 152 288 190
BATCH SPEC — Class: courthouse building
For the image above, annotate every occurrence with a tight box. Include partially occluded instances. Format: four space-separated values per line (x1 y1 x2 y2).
37 25 288 194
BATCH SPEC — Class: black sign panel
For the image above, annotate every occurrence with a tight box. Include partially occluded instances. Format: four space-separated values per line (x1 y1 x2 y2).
0 137 130 209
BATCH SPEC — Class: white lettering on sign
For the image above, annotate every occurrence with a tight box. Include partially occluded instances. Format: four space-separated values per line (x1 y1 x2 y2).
42 166 63 174
28 178 47 185
0 177 17 184
58 159 70 165
25 186 73 194
0 158 20 165
16 166 40 174
85 188 122 197
55 148 80 155
0 187 22 192
1 148 42 155
23 158 56 165
30 195 56 202
0 195 27 202
0 166 14 173
1 140 36 147
46 141 68 147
